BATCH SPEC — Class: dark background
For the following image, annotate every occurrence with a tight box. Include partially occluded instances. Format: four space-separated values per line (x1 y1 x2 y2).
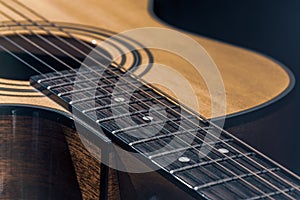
153 0 300 175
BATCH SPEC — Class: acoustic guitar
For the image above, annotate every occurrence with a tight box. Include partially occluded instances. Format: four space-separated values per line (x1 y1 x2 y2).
0 0 299 199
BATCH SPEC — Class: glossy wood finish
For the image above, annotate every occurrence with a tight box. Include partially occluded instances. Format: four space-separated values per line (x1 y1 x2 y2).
0 112 80 199
0 106 202 199
0 0 293 119
0 107 121 199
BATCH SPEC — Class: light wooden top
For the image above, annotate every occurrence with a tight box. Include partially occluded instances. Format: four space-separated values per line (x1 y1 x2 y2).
0 0 293 119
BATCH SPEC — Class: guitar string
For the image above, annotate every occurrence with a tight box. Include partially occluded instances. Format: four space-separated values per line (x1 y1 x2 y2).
0 15 274 200
13 1 300 185
13 5 300 192
10 1 299 195
1 0 298 197
0 10 296 200
3 0 298 197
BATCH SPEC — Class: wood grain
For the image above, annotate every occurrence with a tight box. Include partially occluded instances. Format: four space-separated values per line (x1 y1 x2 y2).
0 113 84 199
0 107 200 199
0 0 292 119
0 109 121 199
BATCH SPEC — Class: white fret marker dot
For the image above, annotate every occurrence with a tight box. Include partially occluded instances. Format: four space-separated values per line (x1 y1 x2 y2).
142 116 153 121
91 39 97 44
114 97 125 102
218 148 229 154
178 156 190 163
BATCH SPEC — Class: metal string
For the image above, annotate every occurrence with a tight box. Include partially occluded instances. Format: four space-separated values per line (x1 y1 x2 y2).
3 1 298 198
1 0 298 198
0 12 277 200
1 0 298 197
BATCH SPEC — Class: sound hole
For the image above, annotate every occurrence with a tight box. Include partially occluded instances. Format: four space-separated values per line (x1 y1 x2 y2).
0 34 110 81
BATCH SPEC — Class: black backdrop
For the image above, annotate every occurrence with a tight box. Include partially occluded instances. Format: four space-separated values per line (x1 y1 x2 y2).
153 0 300 175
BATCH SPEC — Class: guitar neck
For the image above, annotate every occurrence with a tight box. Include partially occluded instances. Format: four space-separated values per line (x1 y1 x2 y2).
30 65 300 199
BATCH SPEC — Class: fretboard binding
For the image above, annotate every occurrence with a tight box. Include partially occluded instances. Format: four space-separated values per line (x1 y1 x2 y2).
170 152 255 174
149 138 234 160
129 128 197 146
246 186 300 200
193 167 280 190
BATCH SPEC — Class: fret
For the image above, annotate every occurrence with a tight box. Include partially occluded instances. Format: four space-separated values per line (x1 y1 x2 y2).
229 155 299 190
194 167 280 190
44 75 76 88
128 128 197 146
200 177 261 199
115 121 179 144
169 150 253 174
42 68 108 87
83 96 181 134
57 82 113 97
247 166 300 194
37 71 94 90
91 92 167 113
69 87 157 105
35 67 124 98
111 118 175 135
47 74 117 90
36 72 62 83
70 82 173 113
89 89 183 135
219 171 297 199
246 187 300 200
36 66 117 83
56 79 140 97
246 155 300 191
173 154 261 188
71 87 148 109
149 138 234 160
162 146 250 173
81 96 174 130
153 132 242 158
30 68 300 200
110 115 195 135
114 114 201 144
71 92 113 107
275 170 300 189
150 139 253 174
116 115 221 156
175 151 299 200
78 95 165 113
95 105 178 123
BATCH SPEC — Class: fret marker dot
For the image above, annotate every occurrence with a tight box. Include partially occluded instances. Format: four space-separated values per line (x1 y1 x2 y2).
218 148 229 154
114 97 125 102
91 39 97 44
142 116 153 121
178 157 190 163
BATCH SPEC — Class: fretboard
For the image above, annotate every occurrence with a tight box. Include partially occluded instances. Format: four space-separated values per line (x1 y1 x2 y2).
30 65 300 200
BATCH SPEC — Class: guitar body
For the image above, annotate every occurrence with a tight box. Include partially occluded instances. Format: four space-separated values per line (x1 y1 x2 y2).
0 0 293 118
0 0 298 200
0 106 195 199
